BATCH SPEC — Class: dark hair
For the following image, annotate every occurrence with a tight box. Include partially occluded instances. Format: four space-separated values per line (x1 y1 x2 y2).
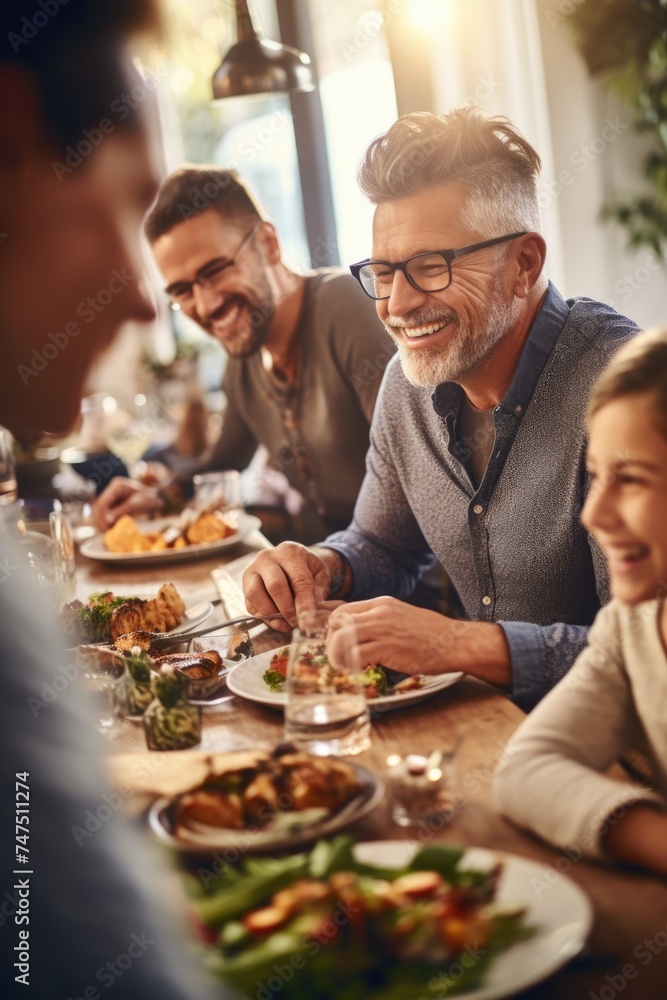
588 328 667 439
144 166 265 242
0 0 160 146
358 106 542 236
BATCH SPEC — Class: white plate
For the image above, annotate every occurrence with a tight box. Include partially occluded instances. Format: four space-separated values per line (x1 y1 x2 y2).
169 599 214 636
148 760 384 854
80 512 262 565
353 841 592 999
226 645 463 712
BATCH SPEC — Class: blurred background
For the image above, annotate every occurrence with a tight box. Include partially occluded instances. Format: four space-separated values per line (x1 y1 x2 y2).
6 0 667 517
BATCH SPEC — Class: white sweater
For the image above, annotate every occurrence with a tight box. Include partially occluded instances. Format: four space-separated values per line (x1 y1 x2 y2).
494 599 667 859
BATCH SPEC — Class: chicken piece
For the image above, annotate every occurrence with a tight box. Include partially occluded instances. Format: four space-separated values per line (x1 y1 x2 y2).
243 771 280 820
113 629 154 652
176 790 244 829
108 583 186 640
103 514 146 553
285 759 359 810
186 511 235 545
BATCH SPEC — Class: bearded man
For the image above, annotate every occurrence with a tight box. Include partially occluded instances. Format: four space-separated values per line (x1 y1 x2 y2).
242 105 640 711
94 167 391 543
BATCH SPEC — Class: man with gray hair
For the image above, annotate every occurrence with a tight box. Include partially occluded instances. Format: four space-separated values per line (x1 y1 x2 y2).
243 105 639 711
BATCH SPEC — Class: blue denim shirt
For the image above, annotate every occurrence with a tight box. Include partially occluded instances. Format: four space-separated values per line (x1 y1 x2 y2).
324 283 639 710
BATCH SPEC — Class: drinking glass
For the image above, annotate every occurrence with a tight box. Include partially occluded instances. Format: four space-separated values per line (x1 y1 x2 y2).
104 393 155 478
386 749 458 828
193 469 242 513
284 609 371 757
80 654 125 741
14 507 76 605
0 429 18 505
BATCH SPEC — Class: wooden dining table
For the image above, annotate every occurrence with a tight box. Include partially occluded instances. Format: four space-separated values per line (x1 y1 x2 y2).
76 528 667 1000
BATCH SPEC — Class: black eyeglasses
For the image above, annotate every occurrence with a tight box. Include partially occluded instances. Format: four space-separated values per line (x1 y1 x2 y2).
349 232 527 300
166 223 261 309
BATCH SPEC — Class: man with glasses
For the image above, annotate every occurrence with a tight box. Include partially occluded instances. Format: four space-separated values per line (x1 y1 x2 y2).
94 167 391 544
243 105 640 711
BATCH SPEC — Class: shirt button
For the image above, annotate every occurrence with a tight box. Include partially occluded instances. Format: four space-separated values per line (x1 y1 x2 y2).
514 404 522 414
482 595 492 606
473 504 483 514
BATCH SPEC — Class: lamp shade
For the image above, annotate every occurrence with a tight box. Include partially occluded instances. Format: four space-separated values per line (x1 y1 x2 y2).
212 1 315 100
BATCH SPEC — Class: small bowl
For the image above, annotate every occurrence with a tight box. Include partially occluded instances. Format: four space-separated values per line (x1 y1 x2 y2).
155 651 226 701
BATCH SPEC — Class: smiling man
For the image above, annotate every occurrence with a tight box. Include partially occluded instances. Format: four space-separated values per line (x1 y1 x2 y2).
243 106 641 711
94 167 391 543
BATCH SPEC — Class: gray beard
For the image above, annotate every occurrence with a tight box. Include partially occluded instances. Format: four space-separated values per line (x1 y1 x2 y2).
387 291 517 388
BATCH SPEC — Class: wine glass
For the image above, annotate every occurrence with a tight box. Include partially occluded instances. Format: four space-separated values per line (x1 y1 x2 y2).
103 393 155 479
0 429 18 505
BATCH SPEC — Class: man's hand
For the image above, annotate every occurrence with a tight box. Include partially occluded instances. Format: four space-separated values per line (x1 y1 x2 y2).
92 477 164 530
242 543 345 633
329 596 511 685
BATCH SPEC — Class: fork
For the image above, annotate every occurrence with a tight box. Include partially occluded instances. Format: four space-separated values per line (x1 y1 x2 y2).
120 612 289 650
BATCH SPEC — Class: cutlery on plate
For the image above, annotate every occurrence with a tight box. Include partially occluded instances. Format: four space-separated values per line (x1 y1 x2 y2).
119 612 289 650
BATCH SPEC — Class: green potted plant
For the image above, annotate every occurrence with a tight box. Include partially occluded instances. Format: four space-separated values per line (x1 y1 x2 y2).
568 0 667 255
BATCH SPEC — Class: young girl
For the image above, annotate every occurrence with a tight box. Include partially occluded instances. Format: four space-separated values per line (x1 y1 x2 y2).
494 327 667 874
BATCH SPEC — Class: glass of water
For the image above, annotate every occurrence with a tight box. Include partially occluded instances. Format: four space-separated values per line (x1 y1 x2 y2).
284 609 371 757
193 469 242 513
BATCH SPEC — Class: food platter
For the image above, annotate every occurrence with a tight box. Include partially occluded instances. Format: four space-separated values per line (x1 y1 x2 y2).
80 512 262 565
225 645 463 712
148 759 384 854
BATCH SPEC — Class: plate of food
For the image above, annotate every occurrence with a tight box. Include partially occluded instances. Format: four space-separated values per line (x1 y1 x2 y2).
148 745 384 853
225 644 463 712
60 583 213 650
187 835 591 1000
80 510 262 565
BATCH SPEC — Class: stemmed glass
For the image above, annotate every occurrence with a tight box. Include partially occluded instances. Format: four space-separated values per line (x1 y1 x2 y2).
103 393 156 479
0 429 18 505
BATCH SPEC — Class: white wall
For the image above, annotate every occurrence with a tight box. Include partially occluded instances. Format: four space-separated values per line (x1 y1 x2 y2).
428 0 667 330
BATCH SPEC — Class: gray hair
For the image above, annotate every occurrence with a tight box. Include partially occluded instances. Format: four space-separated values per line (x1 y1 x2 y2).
358 106 542 237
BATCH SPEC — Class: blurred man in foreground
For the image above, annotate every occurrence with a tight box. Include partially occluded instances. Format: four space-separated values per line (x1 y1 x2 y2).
93 167 392 544
0 3 220 997
243 106 639 711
